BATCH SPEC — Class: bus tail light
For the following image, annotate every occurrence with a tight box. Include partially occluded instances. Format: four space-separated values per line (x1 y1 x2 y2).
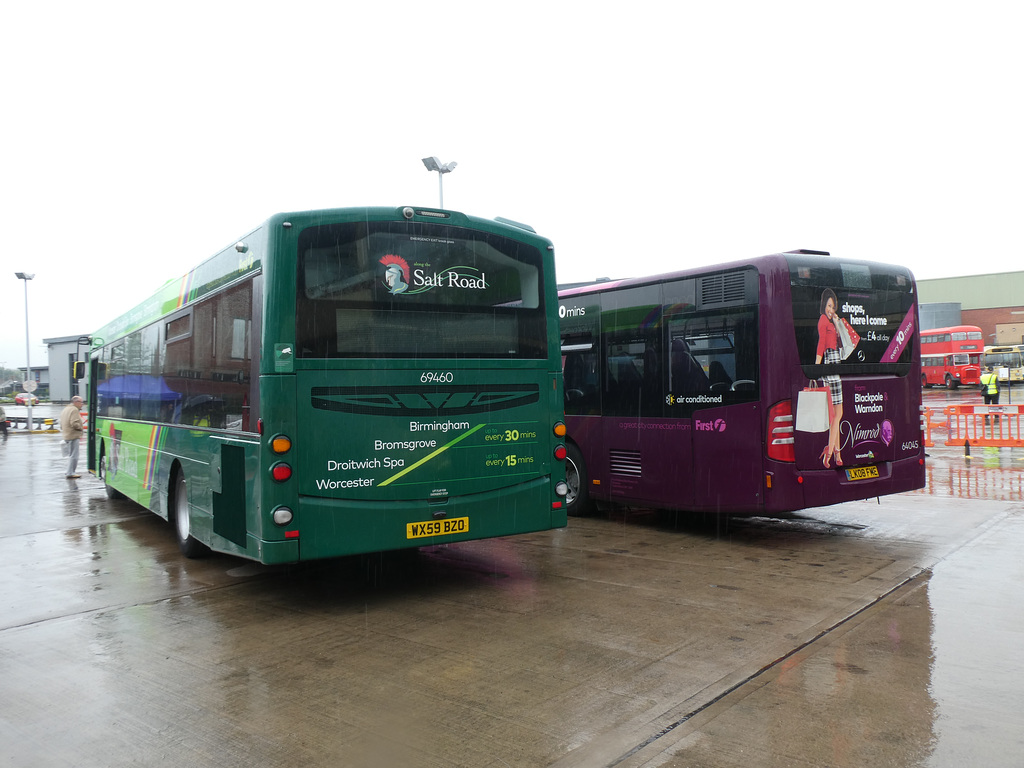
767 400 796 462
271 435 292 454
553 421 566 437
554 445 567 461
555 481 568 496
271 463 292 482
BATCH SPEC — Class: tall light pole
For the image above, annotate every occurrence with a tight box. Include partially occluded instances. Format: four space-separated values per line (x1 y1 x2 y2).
421 156 457 208
15 272 35 431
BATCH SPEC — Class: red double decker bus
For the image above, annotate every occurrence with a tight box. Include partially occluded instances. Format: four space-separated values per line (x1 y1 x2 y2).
920 325 983 389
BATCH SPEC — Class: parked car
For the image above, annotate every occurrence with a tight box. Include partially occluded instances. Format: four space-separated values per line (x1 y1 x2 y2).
14 393 39 405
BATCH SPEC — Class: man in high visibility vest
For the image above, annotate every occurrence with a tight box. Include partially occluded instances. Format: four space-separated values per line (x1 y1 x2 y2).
981 365 1000 405
980 364 1000 426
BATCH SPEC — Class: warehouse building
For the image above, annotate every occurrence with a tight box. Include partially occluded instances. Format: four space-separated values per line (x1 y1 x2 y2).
918 270 1024 343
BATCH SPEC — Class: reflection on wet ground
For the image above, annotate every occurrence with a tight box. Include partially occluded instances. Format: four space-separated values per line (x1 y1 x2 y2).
649 573 938 768
920 448 1024 501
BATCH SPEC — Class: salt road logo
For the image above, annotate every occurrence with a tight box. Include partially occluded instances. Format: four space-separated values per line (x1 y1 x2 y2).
695 417 727 433
380 254 488 296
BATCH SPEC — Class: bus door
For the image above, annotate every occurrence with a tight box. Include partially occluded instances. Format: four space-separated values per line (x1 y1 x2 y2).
85 355 103 473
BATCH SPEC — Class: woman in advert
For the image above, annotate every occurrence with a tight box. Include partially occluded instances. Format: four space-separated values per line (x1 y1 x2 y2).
815 288 844 467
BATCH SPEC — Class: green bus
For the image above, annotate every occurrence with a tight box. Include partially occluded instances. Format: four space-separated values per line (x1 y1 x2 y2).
82 206 569 563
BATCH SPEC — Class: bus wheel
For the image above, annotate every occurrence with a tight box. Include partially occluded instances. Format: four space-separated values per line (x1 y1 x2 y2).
172 468 209 559
99 445 124 500
921 374 928 388
945 375 957 390
565 443 593 517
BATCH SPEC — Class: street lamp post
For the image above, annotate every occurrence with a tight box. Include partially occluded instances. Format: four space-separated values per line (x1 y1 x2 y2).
421 156 457 208
15 272 35 431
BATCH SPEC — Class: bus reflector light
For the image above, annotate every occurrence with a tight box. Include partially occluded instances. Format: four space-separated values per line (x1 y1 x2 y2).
271 435 292 454
765 473 772 489
272 506 294 525
555 481 568 496
257 418 264 435
553 421 566 437
554 445 567 461
285 530 299 539
271 463 292 482
798 476 804 484
552 501 563 509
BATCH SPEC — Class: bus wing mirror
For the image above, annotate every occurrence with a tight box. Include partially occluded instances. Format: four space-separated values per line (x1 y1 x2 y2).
72 361 86 381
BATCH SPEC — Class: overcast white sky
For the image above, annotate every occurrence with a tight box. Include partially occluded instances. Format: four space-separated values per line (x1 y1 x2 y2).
2 1 1022 373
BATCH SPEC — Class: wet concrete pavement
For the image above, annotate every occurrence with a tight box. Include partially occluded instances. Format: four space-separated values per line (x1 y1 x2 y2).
1 389 1023 767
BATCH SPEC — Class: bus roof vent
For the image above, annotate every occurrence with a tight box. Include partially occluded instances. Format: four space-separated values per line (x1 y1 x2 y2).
699 271 748 308
494 216 536 233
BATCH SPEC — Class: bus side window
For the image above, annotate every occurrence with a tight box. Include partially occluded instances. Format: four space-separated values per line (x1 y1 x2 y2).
602 335 664 417
606 353 643 415
642 346 662 404
564 350 600 415
671 337 709 395
669 308 758 397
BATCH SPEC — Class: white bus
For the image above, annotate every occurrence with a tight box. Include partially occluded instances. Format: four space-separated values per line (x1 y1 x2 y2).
984 345 1024 385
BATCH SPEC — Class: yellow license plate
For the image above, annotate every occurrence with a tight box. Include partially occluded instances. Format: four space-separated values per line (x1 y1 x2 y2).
406 517 469 539
845 466 879 481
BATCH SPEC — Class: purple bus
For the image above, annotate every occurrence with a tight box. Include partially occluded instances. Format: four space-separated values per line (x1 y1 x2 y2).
558 250 925 517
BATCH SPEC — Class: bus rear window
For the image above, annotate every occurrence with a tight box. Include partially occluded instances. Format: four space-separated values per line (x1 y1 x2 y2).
296 222 547 359
788 256 917 378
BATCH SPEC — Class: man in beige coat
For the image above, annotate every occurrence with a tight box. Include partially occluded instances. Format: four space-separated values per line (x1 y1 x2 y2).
60 396 86 478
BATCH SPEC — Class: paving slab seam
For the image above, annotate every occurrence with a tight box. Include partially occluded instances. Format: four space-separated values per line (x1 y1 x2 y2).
0 574 277 633
599 567 929 768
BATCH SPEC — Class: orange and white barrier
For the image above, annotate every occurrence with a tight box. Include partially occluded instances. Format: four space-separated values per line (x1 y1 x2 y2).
943 404 1024 447
921 407 941 448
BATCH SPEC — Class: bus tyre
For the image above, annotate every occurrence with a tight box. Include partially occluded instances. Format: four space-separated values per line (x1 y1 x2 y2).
565 443 593 517
921 374 928 388
172 468 209 559
99 446 124 500
945 374 957 390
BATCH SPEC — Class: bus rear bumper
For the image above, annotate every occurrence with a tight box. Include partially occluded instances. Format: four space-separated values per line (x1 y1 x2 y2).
764 456 926 515
280 478 566 561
